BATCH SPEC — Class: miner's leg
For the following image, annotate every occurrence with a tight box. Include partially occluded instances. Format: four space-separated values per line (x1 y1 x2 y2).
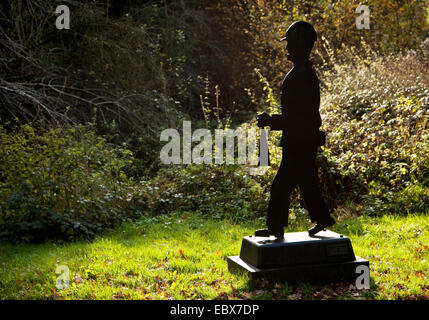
297 146 334 236
255 150 297 238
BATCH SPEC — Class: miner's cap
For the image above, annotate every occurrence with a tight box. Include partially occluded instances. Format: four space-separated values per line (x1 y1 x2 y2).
280 21 317 43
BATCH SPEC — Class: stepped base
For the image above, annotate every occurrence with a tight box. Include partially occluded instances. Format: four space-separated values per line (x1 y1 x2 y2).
227 255 369 283
228 230 369 283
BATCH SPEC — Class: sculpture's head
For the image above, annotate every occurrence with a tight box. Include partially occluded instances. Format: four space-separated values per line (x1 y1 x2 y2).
281 21 317 62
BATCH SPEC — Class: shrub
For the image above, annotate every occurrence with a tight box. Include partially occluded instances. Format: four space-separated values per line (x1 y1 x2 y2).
141 164 271 221
320 40 429 195
360 182 429 216
0 123 146 242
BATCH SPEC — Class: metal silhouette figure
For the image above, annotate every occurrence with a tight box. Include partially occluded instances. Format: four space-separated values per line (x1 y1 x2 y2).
255 21 335 238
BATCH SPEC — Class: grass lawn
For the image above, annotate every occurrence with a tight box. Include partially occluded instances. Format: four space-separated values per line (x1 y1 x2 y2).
0 212 428 300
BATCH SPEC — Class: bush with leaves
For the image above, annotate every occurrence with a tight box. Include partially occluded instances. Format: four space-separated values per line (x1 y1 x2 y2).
0 123 147 242
317 40 429 214
141 164 271 221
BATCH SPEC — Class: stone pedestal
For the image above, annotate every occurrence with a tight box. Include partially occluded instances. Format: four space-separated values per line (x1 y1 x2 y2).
227 230 369 283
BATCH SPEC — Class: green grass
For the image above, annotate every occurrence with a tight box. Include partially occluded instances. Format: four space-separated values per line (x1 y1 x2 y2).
0 212 428 300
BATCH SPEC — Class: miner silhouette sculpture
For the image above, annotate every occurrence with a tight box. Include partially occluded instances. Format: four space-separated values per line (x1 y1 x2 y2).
256 21 335 238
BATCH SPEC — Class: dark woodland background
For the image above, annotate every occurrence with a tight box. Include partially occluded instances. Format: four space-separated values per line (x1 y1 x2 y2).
0 0 428 242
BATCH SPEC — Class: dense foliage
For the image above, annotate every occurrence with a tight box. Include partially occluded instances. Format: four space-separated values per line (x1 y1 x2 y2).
0 0 428 242
0 124 147 242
